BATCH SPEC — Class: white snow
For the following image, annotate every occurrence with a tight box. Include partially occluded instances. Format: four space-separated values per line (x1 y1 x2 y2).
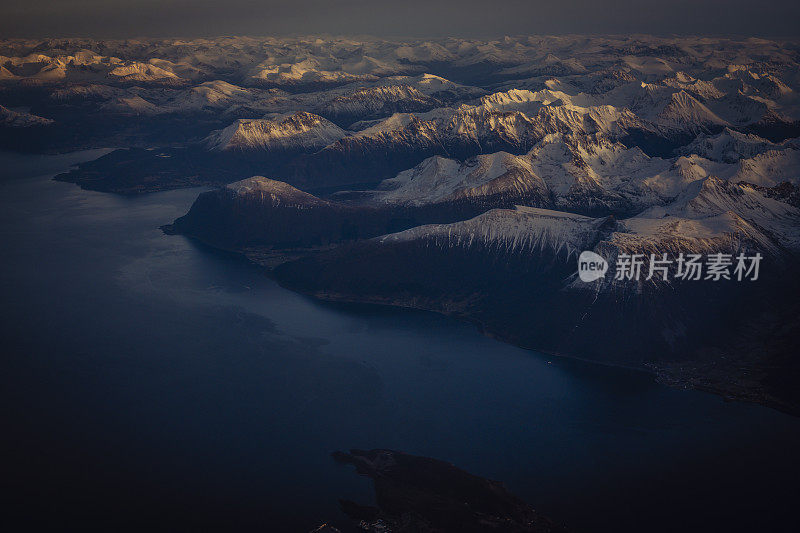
206 112 346 151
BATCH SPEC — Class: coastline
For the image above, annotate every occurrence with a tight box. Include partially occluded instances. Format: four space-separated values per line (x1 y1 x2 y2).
165 228 800 417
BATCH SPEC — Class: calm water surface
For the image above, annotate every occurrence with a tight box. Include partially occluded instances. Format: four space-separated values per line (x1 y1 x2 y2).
1 150 798 532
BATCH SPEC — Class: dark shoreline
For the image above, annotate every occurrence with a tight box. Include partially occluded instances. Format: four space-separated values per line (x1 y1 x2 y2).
163 227 800 418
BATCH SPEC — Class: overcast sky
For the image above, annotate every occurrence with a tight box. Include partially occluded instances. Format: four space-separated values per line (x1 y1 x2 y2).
2 0 799 39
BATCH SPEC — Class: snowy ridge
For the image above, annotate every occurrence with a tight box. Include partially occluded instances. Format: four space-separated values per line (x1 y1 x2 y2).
165 80 271 113
372 151 542 206
225 176 328 207
316 85 438 120
6 36 797 152
354 133 718 212
636 177 800 251
367 174 799 288
379 206 611 258
730 149 800 187
108 61 180 82
248 57 377 87
332 100 644 163
206 112 346 151
677 128 784 163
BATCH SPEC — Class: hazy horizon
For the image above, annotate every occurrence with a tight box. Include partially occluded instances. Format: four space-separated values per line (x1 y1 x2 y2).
2 0 800 39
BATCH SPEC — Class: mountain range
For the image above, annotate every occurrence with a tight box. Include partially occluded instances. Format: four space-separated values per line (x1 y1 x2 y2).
3 35 799 412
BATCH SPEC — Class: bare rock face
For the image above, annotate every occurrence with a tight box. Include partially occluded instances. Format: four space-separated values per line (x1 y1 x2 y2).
0 105 54 127
332 449 568 533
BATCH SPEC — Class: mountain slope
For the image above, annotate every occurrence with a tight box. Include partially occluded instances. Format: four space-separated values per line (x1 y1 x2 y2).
206 112 346 152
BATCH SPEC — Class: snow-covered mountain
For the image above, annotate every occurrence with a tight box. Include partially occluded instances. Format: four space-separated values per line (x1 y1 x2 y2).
357 175 800 270
205 112 345 152
108 61 181 82
340 133 732 216
164 80 276 113
379 205 613 259
7 35 800 193
224 175 330 207
676 128 785 162
17 34 796 411
315 85 440 125
369 151 547 206
730 148 800 187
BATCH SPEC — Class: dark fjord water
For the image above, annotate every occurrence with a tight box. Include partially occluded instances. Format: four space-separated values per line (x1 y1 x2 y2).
1 151 799 533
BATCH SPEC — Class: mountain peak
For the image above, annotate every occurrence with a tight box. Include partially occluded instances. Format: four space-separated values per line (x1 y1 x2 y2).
206 112 345 151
